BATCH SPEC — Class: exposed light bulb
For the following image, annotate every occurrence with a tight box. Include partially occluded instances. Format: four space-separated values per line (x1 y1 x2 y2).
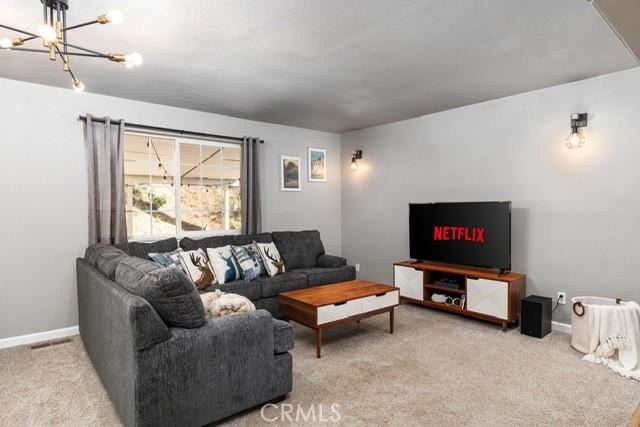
0 38 11 49
350 158 358 170
564 130 586 149
106 9 124 24
73 79 85 92
38 24 57 43
124 52 143 67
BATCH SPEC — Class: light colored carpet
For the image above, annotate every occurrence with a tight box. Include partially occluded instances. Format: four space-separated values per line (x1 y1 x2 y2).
1 304 639 426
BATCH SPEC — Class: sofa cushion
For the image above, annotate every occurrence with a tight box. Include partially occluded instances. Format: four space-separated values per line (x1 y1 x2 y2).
272 230 325 270
292 265 356 287
115 257 205 328
85 244 129 280
254 272 307 298
180 233 273 251
273 319 294 354
203 279 262 300
127 238 178 260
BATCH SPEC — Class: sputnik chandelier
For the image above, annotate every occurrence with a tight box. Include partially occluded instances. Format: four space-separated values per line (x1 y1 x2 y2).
0 0 142 92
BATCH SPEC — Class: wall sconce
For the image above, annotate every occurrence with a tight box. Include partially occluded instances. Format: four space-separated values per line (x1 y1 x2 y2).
565 113 588 149
350 150 363 170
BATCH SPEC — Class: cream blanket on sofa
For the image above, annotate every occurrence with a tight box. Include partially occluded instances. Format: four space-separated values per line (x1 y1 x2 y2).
583 301 640 381
200 290 255 320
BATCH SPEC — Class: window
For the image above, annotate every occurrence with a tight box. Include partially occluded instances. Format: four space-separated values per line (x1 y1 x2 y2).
124 132 241 238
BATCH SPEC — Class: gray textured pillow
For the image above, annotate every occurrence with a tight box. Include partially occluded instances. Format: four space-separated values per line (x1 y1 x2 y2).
272 230 325 270
115 257 205 328
84 244 129 280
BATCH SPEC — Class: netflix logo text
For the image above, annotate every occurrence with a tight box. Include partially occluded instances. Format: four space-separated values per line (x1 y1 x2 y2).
433 226 485 243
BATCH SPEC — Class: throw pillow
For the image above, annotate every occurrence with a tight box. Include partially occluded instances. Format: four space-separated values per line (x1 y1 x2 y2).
245 242 267 276
257 242 285 277
206 245 240 285
149 248 185 271
231 245 261 281
178 249 216 290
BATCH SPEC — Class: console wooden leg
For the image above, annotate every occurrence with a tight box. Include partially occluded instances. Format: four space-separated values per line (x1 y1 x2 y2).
390 308 394 334
316 328 322 358
501 321 508 332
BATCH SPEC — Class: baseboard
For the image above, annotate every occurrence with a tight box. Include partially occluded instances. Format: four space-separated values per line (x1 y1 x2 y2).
0 326 79 350
552 321 572 334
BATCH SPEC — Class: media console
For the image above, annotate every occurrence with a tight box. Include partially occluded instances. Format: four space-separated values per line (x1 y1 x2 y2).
394 260 526 330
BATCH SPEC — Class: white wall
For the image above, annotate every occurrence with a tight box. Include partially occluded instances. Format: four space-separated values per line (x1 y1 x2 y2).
341 67 640 324
0 77 341 339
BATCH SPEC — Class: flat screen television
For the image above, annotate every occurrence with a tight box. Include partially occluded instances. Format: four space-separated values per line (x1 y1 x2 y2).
409 201 511 271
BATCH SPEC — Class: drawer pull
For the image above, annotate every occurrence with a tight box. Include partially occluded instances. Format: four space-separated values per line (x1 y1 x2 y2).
334 301 347 306
375 292 386 297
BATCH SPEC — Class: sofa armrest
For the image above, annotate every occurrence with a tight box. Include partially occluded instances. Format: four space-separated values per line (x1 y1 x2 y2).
317 254 347 268
273 319 294 353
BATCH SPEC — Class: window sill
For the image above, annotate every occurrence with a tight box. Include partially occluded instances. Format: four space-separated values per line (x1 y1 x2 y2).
128 229 242 243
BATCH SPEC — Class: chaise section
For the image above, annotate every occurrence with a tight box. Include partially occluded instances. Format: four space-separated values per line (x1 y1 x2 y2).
77 248 294 427
135 310 287 426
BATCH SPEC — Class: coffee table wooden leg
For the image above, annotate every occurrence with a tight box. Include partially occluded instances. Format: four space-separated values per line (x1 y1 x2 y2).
316 327 322 358
390 308 394 334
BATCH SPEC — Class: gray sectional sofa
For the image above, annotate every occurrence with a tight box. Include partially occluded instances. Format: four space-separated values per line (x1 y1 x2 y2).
76 230 355 426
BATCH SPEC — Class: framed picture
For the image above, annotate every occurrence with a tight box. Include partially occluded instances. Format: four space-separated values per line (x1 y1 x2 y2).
281 155 301 191
308 148 327 182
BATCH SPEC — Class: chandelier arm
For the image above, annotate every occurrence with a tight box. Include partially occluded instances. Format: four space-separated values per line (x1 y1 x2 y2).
63 42 108 57
63 20 99 32
11 47 105 58
0 23 37 38
54 44 78 82
62 9 68 57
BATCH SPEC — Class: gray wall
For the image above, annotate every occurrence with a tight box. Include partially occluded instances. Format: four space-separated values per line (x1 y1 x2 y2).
341 67 640 324
0 77 341 340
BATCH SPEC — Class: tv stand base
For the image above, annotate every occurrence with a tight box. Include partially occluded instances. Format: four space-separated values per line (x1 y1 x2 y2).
394 260 526 330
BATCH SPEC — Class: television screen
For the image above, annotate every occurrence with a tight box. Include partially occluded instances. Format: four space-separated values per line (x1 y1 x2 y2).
409 202 511 270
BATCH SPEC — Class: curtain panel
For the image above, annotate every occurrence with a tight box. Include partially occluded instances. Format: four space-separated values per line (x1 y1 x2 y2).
241 137 262 234
84 114 128 244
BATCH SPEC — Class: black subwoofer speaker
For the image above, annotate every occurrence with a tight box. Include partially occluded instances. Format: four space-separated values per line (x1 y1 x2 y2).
520 295 552 338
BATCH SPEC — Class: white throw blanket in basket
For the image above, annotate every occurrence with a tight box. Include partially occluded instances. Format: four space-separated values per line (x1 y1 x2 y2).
583 301 640 380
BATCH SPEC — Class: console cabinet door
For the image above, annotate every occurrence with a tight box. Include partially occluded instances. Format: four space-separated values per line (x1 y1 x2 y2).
394 266 423 301
467 278 508 319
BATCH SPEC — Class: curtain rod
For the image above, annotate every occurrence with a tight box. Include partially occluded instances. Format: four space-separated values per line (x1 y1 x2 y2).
77 115 264 144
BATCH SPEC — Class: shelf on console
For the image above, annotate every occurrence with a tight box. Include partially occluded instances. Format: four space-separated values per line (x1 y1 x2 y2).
424 283 466 294
418 299 466 313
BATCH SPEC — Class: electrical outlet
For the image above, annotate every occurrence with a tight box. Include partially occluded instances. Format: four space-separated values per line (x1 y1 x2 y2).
557 292 566 305
355 263 360 272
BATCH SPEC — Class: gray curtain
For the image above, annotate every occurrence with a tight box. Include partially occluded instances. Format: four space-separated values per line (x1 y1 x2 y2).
84 114 127 244
241 137 262 234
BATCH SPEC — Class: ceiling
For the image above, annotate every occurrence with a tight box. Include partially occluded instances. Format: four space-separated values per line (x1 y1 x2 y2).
0 0 637 133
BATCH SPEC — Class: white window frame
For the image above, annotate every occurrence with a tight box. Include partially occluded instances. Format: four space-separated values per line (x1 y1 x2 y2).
125 131 242 242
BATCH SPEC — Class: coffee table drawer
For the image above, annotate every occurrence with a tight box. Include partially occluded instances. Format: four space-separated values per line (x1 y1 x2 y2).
317 299 363 325
362 290 399 312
